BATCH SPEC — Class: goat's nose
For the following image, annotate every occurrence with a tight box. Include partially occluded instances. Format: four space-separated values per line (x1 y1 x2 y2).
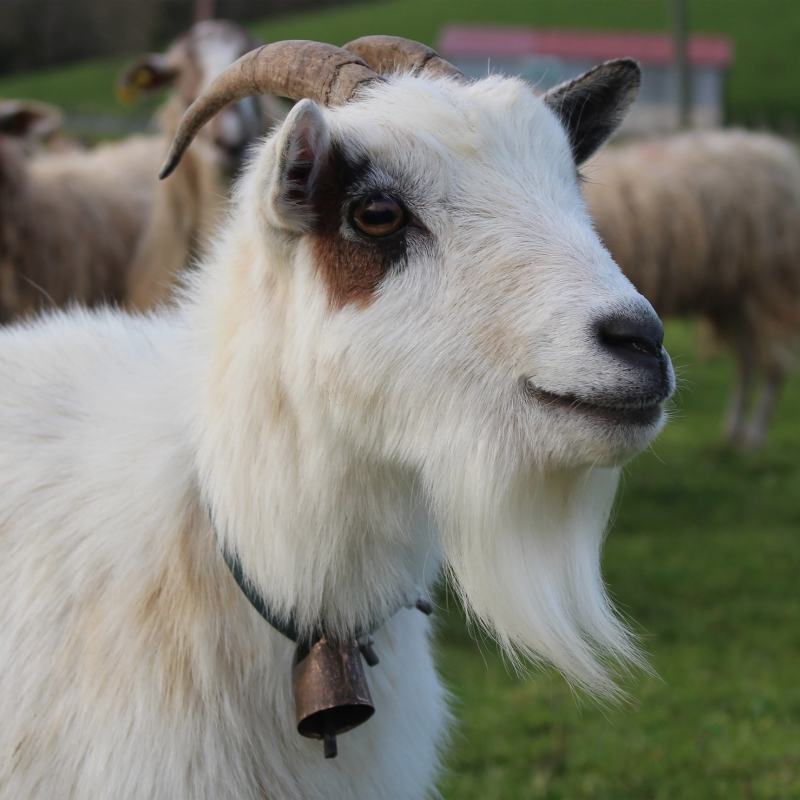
596 313 664 368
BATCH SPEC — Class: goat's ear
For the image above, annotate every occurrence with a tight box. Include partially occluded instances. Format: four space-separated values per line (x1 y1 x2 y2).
0 100 62 139
266 98 330 232
544 59 641 165
117 55 178 104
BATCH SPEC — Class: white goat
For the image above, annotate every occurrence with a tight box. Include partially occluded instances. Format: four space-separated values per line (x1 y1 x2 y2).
584 130 800 448
0 37 673 799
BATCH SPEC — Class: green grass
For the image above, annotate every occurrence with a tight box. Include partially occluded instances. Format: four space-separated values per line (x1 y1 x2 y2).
435 321 800 799
1 1 799 127
0 56 161 123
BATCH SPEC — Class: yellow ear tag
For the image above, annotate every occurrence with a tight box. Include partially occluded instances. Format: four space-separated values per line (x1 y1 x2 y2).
133 70 155 89
116 84 139 105
116 66 156 106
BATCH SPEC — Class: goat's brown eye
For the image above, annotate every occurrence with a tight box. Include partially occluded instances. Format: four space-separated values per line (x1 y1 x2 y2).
352 195 407 238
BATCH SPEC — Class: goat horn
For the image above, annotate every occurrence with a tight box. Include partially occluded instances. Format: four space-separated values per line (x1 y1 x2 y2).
343 36 466 82
159 40 382 179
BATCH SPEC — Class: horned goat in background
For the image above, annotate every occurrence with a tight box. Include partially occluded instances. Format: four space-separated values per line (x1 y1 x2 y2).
119 19 288 310
0 38 673 799
584 130 800 448
0 21 282 324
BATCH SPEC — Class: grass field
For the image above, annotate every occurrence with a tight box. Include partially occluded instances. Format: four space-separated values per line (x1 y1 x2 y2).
1 1 800 127
435 321 800 799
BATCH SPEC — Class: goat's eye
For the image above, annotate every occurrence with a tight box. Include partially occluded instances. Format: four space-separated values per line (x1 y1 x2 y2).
351 195 407 238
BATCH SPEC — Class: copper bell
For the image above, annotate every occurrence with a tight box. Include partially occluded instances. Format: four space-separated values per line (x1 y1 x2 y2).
291 635 375 758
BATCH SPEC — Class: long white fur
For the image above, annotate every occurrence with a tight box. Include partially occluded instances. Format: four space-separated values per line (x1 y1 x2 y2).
0 72 668 798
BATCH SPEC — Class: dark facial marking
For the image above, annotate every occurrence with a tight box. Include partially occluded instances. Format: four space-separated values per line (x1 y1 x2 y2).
310 143 413 309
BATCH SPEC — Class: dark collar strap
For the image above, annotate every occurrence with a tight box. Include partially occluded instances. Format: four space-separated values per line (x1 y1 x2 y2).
212 513 430 645
220 547 303 643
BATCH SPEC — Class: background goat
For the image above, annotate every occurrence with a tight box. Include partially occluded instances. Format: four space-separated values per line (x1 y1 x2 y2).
119 19 288 310
0 21 280 323
0 38 672 799
584 130 800 448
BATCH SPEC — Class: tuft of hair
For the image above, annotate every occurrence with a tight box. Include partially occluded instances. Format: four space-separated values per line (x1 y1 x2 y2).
423 431 645 699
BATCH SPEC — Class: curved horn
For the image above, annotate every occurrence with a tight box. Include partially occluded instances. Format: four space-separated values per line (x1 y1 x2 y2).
160 40 382 179
343 35 466 82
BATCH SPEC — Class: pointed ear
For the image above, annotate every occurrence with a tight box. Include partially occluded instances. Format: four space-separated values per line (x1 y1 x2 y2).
544 59 641 165
117 55 178 104
0 100 62 139
266 98 331 232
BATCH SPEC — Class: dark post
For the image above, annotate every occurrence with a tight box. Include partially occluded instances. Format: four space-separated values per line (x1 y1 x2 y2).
672 0 692 129
195 0 214 22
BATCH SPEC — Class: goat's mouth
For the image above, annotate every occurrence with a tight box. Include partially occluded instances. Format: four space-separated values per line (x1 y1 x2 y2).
524 383 665 425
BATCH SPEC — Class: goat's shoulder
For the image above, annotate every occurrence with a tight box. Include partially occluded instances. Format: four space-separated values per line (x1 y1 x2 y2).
0 309 185 456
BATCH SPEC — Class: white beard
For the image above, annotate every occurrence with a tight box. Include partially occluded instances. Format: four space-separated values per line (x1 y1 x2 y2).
425 441 643 697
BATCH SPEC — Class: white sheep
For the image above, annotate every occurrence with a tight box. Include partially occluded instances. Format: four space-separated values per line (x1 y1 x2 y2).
0 99 69 153
0 37 673 799
584 130 800 448
0 109 161 321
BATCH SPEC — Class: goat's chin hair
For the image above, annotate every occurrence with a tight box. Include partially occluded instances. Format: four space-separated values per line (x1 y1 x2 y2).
425 444 644 699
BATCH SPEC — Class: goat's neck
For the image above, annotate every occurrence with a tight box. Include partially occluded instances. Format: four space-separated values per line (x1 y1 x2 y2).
190 248 440 640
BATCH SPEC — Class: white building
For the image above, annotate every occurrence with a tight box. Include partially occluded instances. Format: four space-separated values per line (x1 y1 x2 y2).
439 25 734 135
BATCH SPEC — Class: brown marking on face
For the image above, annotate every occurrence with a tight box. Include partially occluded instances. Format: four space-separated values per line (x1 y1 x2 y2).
309 144 411 309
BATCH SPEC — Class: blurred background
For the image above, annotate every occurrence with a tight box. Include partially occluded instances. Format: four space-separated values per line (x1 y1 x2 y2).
2 1 799 797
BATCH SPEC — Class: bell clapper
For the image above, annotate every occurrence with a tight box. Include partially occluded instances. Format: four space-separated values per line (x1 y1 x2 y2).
415 597 434 616
323 711 338 759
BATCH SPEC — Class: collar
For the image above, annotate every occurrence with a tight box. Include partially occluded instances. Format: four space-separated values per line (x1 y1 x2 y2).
220 547 303 642
212 514 434 645
210 511 435 758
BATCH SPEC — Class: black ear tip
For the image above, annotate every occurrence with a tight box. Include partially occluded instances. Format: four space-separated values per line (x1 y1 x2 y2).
605 58 642 85
543 56 643 165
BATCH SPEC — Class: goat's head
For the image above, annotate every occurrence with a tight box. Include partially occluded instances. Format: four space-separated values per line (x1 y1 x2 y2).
169 38 675 694
119 20 272 174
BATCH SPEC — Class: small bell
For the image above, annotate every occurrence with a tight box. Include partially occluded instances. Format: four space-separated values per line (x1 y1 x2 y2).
292 635 375 759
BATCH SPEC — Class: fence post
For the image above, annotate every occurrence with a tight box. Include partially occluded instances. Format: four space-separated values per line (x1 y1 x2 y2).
672 0 692 130
195 0 215 22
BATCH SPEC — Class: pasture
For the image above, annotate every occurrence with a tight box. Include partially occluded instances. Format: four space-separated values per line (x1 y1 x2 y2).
437 321 800 799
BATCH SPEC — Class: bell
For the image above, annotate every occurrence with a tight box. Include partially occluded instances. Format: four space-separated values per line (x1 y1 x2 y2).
291 635 375 759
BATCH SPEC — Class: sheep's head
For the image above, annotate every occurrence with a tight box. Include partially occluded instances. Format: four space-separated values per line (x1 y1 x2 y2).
119 20 280 174
0 100 63 154
175 39 675 694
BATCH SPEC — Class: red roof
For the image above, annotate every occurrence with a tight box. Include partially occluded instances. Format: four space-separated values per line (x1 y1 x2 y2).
439 25 733 68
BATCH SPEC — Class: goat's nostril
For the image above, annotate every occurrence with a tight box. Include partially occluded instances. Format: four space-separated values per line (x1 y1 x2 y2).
597 314 664 363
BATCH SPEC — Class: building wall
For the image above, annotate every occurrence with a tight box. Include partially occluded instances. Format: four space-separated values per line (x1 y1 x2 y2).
452 56 725 135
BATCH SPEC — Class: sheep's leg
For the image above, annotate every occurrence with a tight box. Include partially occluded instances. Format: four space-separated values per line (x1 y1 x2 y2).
724 349 755 446
741 362 786 449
